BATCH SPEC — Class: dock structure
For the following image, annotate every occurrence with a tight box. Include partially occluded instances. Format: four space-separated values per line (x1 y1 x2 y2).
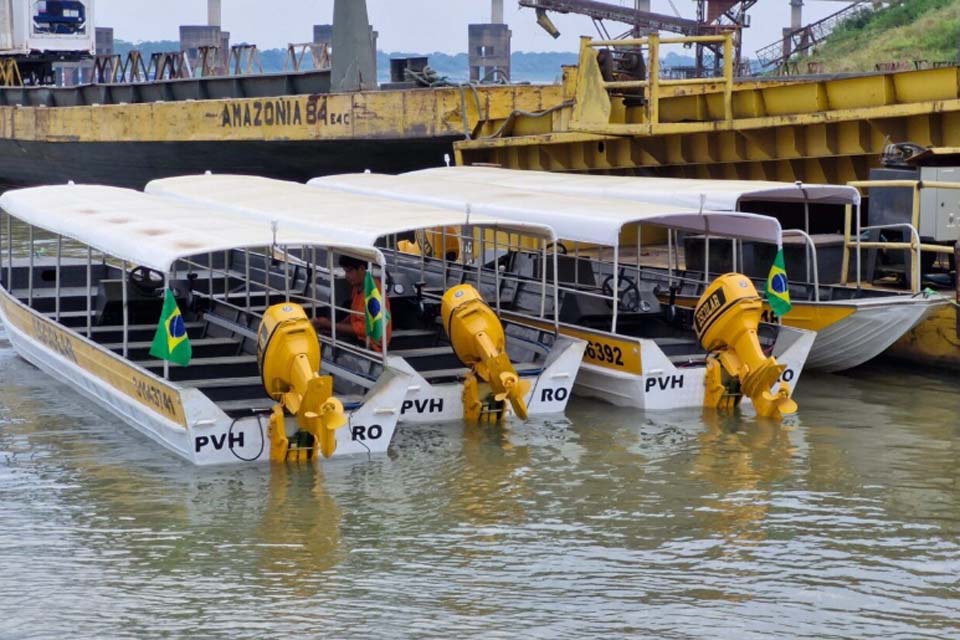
457 33 960 184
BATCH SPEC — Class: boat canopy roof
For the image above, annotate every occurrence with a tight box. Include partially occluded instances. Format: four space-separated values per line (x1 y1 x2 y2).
309 171 785 247
0 184 378 273
146 174 556 243
405 166 862 209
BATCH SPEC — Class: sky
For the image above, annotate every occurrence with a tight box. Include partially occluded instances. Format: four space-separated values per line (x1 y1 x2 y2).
95 1 848 57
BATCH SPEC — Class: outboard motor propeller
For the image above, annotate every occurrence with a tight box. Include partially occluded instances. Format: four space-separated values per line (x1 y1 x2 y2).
441 284 530 424
694 273 798 420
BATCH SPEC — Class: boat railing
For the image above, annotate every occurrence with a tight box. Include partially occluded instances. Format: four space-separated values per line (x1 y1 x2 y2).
782 229 821 302
572 32 735 134
193 282 384 369
845 179 960 293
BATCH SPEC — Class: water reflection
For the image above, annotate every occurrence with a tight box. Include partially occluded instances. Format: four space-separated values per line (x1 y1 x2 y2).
692 411 801 545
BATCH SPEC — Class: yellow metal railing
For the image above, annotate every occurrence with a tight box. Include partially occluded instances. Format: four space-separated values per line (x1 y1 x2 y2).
844 179 960 293
573 33 735 130
0 58 22 87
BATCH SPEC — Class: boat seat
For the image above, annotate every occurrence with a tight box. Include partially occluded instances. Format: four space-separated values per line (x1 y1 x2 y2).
101 337 240 353
420 363 544 383
202 312 259 341
390 346 453 358
181 376 263 389
87 321 204 334
391 328 436 339
216 393 364 414
95 278 167 326
134 355 257 368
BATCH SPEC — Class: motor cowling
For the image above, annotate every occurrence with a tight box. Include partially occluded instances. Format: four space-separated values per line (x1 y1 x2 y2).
441 284 530 423
693 273 797 420
257 303 347 462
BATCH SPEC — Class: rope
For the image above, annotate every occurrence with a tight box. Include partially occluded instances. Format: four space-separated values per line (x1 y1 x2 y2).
920 287 960 309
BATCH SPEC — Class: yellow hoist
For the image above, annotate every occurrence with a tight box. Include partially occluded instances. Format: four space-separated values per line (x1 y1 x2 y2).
694 274 798 420
441 284 530 424
257 303 348 462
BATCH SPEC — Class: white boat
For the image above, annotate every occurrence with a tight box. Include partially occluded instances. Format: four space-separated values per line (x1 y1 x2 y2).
310 170 817 417
145 174 586 425
388 167 945 372
0 185 413 465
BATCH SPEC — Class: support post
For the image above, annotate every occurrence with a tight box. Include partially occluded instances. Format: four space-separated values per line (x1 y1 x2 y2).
244 249 251 311
840 203 851 285
27 225 33 307
723 33 733 121
494 229 501 314
86 247 92 338
328 251 337 344
955 241 960 339
540 241 547 319
6 212 11 292
648 33 660 126
611 244 620 333
283 246 290 302
122 260 129 359
311 247 318 320
55 234 61 322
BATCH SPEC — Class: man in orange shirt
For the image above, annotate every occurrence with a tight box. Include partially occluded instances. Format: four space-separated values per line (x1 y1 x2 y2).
313 255 392 351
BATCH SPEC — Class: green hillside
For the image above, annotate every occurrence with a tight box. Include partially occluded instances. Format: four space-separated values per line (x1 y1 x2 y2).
805 0 960 71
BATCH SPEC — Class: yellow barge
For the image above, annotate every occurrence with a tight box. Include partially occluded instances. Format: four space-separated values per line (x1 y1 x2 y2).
453 34 960 371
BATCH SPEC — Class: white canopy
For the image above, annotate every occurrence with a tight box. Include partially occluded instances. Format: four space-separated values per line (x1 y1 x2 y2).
403 166 862 209
0 184 376 273
146 174 556 244
309 172 785 247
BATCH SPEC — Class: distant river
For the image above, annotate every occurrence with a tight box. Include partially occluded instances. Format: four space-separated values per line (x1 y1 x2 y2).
0 320 958 639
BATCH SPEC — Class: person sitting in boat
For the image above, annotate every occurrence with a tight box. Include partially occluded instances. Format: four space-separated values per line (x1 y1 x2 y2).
313 255 392 352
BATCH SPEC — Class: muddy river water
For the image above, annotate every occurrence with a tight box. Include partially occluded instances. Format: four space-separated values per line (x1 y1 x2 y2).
0 321 958 639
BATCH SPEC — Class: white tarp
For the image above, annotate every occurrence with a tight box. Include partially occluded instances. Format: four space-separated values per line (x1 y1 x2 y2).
406 166 862 210
146 174 556 243
0 184 377 273
309 172 785 247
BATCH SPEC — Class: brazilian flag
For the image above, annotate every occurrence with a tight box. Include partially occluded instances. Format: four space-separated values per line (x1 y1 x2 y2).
364 271 389 342
765 247 793 317
149 289 192 366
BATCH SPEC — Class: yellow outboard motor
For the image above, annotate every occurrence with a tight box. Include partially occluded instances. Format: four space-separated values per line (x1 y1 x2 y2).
693 273 798 420
258 303 347 462
441 284 530 424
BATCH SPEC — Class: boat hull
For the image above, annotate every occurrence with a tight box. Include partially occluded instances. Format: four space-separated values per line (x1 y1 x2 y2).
569 326 815 412
326 335 587 425
785 297 946 372
671 294 944 373
0 288 410 465
883 304 960 371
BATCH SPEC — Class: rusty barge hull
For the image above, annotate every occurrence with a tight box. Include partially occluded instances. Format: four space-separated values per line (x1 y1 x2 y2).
0 136 460 190
0 77 564 189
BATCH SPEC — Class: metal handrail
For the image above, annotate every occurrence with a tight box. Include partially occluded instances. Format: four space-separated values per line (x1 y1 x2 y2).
858 223 922 293
576 32 735 128
782 229 820 302
845 178 960 292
